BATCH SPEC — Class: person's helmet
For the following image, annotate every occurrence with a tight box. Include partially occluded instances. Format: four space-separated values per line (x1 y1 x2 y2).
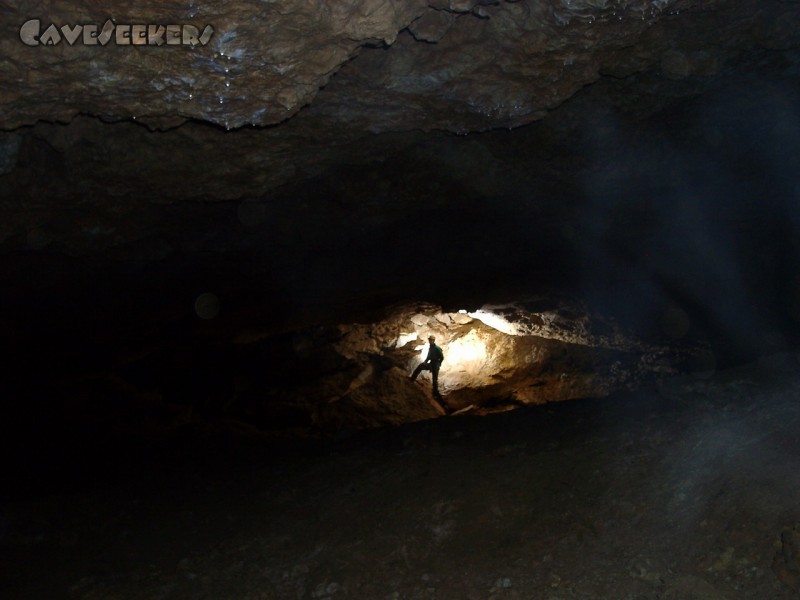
428 335 435 341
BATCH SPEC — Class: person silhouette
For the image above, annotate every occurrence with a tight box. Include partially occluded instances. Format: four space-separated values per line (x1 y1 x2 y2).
410 335 444 400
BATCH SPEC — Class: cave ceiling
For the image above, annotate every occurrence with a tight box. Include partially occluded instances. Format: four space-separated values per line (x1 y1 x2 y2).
1 0 799 352
2 0 798 133
1 0 796 198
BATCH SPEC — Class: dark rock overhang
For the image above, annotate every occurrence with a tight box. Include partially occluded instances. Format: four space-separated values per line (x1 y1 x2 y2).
1 0 800 438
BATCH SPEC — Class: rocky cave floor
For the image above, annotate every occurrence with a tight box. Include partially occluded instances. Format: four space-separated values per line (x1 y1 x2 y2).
3 354 800 600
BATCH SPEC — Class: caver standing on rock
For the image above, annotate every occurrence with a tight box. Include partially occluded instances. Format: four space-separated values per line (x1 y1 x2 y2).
410 335 444 400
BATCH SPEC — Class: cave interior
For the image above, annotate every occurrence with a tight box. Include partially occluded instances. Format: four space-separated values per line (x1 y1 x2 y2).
2 0 800 598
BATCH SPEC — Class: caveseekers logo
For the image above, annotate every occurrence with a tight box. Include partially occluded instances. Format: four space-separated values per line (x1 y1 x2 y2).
19 18 214 46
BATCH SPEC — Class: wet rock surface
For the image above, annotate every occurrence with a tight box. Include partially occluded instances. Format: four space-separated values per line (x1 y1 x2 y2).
3 353 800 599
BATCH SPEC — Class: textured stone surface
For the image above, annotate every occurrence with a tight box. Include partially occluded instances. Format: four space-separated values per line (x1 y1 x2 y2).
0 0 426 129
2 0 797 133
0 0 796 217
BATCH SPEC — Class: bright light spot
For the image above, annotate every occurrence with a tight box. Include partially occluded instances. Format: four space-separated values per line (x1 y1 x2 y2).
402 308 523 391
468 309 519 335
444 329 487 372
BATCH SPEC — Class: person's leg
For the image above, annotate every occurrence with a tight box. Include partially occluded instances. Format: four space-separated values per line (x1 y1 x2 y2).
410 363 428 381
431 365 441 398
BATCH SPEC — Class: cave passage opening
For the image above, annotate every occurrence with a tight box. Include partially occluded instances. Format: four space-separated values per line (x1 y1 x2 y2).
321 300 691 429
402 309 518 396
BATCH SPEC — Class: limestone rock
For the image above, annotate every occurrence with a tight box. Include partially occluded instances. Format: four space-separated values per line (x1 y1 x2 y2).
408 9 456 43
2 0 794 133
0 0 428 129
